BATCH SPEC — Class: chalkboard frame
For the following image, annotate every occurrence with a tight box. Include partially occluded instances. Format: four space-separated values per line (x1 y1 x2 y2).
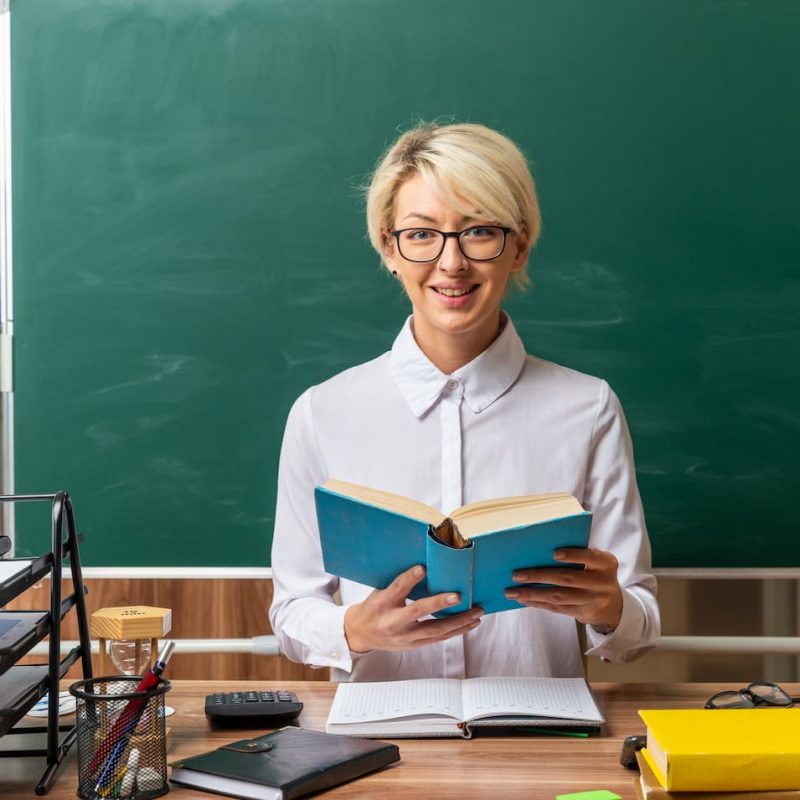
7 0 800 570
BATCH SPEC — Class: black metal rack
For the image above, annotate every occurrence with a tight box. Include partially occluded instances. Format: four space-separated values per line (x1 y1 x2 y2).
0 492 93 794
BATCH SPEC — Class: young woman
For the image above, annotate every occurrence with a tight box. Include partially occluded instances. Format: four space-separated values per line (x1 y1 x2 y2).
269 122 659 681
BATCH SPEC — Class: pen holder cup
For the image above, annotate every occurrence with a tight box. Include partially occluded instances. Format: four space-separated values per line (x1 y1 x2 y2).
69 675 172 800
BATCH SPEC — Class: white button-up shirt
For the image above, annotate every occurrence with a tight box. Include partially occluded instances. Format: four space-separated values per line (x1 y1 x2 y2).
269 315 660 681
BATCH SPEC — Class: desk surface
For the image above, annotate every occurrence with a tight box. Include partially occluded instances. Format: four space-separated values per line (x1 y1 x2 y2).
1 681 748 799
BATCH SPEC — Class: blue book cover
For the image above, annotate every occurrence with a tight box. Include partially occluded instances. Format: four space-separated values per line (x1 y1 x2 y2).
315 480 591 616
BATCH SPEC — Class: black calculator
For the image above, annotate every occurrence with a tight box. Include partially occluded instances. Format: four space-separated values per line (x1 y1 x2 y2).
204 690 303 728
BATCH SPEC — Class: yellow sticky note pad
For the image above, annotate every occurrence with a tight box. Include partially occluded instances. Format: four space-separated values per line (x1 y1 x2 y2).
556 792 621 800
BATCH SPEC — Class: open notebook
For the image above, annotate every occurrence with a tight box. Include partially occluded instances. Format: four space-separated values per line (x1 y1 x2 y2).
326 677 604 739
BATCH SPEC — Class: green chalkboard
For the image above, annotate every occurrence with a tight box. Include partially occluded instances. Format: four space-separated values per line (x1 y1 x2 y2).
11 0 799 567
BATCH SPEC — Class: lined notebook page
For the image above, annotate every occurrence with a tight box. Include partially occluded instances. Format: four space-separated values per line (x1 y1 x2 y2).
461 677 603 722
328 679 463 723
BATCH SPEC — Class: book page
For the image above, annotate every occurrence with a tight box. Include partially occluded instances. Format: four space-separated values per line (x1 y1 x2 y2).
322 479 445 526
328 679 464 724
461 677 604 722
451 495 584 539
453 493 573 518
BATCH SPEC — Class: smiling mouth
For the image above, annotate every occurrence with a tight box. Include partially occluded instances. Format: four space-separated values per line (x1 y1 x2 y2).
431 285 479 297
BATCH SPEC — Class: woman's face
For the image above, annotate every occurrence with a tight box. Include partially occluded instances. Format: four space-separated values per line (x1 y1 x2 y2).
383 173 529 354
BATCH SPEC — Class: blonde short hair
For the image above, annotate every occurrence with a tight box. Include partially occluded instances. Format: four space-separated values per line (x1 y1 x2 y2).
365 122 541 289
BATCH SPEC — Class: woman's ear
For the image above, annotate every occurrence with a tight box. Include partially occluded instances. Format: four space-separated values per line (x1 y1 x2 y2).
382 231 400 276
510 228 531 273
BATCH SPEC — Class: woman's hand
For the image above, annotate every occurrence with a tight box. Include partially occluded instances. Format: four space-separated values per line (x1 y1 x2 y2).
504 547 623 630
344 564 484 653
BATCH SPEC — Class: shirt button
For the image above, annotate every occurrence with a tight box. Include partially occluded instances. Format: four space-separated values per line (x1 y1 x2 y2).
447 379 459 390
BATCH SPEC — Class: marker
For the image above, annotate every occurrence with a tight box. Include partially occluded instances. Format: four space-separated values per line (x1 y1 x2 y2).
136 767 166 792
117 748 140 798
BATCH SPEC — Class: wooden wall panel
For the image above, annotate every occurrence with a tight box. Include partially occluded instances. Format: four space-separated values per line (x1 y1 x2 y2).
7 575 786 684
5 577 328 682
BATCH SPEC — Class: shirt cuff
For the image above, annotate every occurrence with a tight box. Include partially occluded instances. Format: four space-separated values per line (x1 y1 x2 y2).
284 601 356 673
583 588 648 661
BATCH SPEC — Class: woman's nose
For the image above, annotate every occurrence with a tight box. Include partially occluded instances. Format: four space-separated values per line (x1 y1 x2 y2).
437 235 469 272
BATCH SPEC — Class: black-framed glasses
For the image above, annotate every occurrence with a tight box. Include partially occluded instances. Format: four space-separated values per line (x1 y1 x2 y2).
391 225 512 263
705 682 800 709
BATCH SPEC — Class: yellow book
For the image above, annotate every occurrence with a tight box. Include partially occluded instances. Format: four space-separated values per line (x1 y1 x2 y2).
638 709 800 792
636 749 800 799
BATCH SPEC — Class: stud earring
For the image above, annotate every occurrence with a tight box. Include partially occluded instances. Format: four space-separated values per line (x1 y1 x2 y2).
391 270 398 276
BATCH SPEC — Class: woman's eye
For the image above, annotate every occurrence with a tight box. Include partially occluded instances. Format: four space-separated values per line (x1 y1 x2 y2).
465 226 493 238
405 229 434 241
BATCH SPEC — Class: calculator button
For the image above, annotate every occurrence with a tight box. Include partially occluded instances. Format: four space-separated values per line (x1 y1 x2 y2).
229 693 243 703
260 692 274 701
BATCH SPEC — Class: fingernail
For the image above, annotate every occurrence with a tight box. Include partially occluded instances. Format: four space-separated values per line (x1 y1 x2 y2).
505 589 520 598
472 609 484 620
513 571 527 582
413 566 425 577
554 550 566 560
447 593 460 604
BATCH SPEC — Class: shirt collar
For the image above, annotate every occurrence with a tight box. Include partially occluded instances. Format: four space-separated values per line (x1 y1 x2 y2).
389 313 527 418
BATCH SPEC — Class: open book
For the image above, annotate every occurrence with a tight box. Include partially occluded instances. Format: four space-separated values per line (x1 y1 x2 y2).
326 677 604 739
315 479 591 615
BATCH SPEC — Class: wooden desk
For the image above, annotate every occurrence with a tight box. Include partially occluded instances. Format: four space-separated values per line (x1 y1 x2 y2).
0 682 746 799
